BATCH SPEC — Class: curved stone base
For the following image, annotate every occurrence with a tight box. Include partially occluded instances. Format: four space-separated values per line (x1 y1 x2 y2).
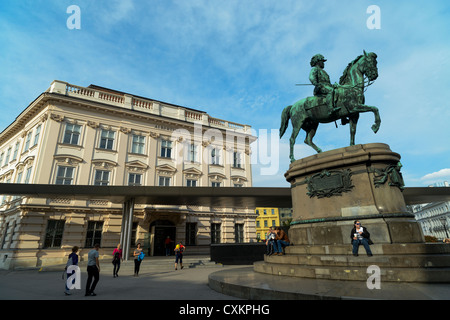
253 244 450 283
209 267 450 300
253 143 450 284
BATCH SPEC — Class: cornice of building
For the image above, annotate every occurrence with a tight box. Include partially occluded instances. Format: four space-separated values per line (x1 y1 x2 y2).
0 80 257 146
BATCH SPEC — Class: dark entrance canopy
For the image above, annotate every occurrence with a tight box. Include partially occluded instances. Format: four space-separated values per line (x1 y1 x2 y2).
0 184 292 207
1 183 448 260
0 184 449 207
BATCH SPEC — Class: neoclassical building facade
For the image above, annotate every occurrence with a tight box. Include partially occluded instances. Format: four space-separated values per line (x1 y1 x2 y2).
413 201 450 241
0 80 257 269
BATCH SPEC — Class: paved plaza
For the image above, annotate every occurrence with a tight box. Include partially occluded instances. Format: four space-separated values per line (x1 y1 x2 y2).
1 254 449 302
0 255 241 300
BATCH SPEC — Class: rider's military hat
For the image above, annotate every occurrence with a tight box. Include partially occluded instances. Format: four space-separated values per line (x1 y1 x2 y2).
310 54 327 67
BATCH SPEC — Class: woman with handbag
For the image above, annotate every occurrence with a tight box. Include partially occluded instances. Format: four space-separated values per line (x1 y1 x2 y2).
133 243 143 277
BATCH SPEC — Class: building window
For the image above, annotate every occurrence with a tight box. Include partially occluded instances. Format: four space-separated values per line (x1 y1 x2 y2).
264 220 268 227
211 182 221 187
85 221 103 248
235 224 244 243
44 220 65 248
128 173 142 186
4 148 11 166
160 140 172 158
94 170 110 186
12 142 19 161
33 125 41 146
55 166 74 185
187 144 198 163
159 176 171 186
16 171 23 184
186 179 197 187
1 222 9 249
63 123 81 145
233 151 242 168
99 129 115 150
24 132 32 152
211 148 221 165
131 135 145 154
211 223 221 244
24 167 32 183
185 223 197 246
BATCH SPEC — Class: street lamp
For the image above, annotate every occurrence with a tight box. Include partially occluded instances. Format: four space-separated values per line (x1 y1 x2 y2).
439 216 449 239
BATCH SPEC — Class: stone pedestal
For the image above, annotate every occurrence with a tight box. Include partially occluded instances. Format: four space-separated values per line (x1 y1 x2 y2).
254 143 450 283
286 143 423 246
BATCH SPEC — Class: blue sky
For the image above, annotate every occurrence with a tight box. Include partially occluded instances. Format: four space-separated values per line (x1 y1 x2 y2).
0 0 449 187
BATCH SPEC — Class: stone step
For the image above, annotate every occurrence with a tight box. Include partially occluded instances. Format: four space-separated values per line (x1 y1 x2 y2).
264 253 450 268
254 261 450 283
285 243 450 256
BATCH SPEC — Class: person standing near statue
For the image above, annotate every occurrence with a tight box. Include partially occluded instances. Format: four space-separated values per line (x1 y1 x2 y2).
309 54 340 115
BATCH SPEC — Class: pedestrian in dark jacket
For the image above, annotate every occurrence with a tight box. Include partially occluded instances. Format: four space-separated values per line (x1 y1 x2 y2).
65 246 79 295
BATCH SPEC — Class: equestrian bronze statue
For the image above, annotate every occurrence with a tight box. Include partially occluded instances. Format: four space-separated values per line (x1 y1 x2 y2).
280 51 381 163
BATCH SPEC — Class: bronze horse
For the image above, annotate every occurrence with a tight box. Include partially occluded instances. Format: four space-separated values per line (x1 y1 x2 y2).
280 51 381 163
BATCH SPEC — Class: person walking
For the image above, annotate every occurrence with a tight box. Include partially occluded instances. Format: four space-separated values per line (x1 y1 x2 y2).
174 241 185 270
85 243 100 296
351 220 373 256
133 243 143 277
64 246 79 295
112 243 122 278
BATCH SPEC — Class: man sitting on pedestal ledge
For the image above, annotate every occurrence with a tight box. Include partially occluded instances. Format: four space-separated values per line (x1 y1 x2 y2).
351 220 373 257
274 227 290 256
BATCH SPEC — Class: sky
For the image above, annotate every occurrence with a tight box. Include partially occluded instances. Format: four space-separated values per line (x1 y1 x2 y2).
0 0 449 188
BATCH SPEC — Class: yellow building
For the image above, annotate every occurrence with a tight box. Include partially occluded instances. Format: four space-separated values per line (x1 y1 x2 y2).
255 208 280 241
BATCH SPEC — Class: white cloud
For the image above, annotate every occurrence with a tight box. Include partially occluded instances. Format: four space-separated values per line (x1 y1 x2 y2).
97 0 135 26
421 169 450 184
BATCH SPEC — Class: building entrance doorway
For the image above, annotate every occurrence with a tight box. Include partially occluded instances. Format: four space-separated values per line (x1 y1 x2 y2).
150 220 176 256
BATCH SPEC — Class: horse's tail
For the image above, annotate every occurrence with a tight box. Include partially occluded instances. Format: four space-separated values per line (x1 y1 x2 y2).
279 105 292 138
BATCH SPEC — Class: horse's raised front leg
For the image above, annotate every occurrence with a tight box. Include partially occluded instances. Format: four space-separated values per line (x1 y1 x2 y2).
370 105 381 133
353 104 381 134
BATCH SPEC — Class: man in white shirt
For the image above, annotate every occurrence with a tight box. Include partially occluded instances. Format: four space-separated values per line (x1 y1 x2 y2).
85 243 100 296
